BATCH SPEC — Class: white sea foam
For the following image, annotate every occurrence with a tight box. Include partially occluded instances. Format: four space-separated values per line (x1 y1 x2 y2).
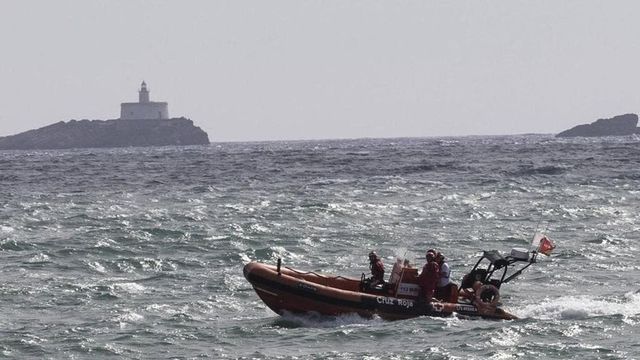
116 310 144 328
249 223 270 233
225 203 255 213
278 311 381 328
327 203 350 214
489 327 521 347
145 303 189 317
269 246 303 261
443 193 460 201
87 261 106 273
300 237 316 247
20 334 47 345
239 252 252 264
139 258 163 272
94 239 116 248
516 292 640 320
27 253 50 263
115 282 146 294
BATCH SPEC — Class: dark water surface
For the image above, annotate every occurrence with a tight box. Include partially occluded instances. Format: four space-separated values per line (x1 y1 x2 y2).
1 135 639 359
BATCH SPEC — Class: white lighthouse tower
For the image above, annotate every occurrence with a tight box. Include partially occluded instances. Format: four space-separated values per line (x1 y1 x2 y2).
120 81 169 120
139 81 150 103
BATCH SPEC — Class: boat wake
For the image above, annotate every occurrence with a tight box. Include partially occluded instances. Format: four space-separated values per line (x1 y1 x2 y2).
516 292 640 320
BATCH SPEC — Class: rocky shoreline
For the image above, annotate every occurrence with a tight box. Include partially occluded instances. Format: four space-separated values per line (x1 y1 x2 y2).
556 113 639 137
0 117 210 150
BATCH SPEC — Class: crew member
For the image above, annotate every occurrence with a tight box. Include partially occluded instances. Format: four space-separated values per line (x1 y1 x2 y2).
436 252 450 288
417 250 440 303
435 252 456 302
368 251 385 287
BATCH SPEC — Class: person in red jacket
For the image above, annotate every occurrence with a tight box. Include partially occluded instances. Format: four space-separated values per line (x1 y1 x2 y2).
418 250 440 303
368 251 385 287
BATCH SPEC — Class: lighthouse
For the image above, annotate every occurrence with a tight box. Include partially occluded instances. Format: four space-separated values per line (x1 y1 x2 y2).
139 81 150 103
120 81 169 120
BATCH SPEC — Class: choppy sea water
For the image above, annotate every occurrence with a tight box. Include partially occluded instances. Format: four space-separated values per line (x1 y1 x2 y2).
1 135 640 359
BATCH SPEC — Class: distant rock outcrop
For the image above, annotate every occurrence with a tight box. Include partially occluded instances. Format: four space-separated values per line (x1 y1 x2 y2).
556 113 640 137
0 117 210 150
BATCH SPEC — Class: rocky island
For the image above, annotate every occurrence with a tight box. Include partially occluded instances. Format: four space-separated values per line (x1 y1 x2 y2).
0 82 210 150
0 117 209 150
557 113 640 137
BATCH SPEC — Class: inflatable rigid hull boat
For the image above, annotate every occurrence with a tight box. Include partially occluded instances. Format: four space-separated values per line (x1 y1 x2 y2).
244 247 543 321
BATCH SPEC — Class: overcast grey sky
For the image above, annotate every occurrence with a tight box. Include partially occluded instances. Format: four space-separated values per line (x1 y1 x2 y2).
1 1 639 142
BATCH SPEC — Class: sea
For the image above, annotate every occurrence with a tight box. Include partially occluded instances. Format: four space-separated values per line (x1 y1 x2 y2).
1 135 639 359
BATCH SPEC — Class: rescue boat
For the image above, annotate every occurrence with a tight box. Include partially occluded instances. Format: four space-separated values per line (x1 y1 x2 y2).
244 247 542 321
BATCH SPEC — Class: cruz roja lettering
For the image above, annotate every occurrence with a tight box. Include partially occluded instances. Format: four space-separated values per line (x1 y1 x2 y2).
376 296 414 309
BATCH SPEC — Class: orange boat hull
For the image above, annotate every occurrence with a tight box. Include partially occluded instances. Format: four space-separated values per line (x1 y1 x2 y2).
243 261 517 321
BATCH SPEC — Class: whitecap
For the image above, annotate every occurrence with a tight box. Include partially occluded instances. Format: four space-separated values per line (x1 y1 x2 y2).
561 324 583 337
139 258 163 271
27 253 50 263
116 310 144 327
239 252 252 264
20 334 47 345
116 282 146 294
145 303 188 317
489 327 522 347
249 223 270 233
87 261 106 273
300 237 316 247
479 192 495 199
94 239 117 248
327 203 350 213
269 246 303 261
